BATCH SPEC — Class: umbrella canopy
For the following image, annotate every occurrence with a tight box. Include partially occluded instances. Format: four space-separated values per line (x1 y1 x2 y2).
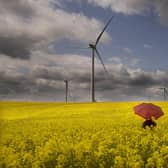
134 103 164 120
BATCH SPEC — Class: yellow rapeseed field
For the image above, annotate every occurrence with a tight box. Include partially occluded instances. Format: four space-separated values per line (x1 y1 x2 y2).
0 101 168 168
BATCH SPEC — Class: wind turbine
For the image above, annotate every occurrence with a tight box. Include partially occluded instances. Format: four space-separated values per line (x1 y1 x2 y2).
89 16 113 102
159 87 168 101
64 80 69 103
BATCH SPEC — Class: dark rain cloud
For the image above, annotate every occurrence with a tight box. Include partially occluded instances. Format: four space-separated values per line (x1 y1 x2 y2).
0 0 110 59
33 66 65 81
0 36 33 59
129 73 157 86
1 58 166 101
0 0 39 59
0 71 34 95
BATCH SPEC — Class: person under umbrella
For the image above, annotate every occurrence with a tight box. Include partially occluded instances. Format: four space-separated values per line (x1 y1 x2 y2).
133 103 164 129
142 118 157 129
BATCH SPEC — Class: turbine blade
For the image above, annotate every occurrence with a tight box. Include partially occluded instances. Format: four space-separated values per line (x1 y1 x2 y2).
95 16 114 46
95 48 109 75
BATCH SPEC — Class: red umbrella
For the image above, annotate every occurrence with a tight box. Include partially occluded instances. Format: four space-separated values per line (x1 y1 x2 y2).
134 103 164 120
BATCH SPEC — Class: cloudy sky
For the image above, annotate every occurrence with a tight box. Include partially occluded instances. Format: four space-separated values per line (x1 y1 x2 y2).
0 0 168 102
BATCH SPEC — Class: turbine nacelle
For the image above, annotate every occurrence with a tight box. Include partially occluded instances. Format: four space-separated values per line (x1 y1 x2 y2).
89 43 96 49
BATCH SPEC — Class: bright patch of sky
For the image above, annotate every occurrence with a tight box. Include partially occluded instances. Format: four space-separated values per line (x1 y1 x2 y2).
54 0 168 71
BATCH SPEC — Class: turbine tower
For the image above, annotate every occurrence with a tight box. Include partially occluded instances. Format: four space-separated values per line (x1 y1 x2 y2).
159 87 168 101
89 16 113 102
64 80 68 103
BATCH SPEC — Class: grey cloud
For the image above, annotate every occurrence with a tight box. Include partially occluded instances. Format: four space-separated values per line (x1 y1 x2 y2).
0 0 35 18
154 0 168 25
0 0 111 59
32 61 168 92
0 70 34 95
0 53 168 101
0 36 34 59
36 79 64 92
33 66 66 81
93 68 168 100
32 64 91 91
129 72 157 86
